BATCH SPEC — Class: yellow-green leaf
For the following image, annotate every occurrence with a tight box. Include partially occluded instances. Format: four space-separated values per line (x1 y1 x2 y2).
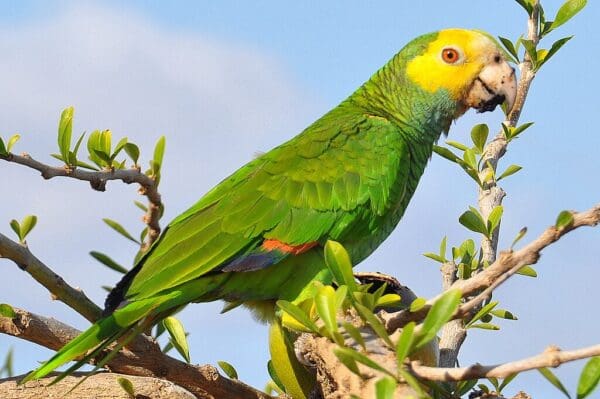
163 317 190 363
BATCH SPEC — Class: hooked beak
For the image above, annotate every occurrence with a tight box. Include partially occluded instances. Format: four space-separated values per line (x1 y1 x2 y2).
464 58 517 114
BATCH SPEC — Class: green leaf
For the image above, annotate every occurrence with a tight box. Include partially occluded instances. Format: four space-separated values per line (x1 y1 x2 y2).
117 377 135 398
276 300 318 333
490 309 518 320
516 265 538 277
511 227 528 249
124 143 140 165
315 285 338 336
376 294 402 309
6 134 20 153
103 218 140 244
151 135 166 175
498 36 519 63
72 132 86 159
415 289 461 350
459 209 488 236
267 360 286 393
9 220 21 241
0 138 6 156
457 379 479 395
134 201 148 212
410 297 427 313
89 251 128 274
512 122 534 139
433 145 460 163
163 317 191 363
553 0 587 30
439 236 447 260
375 376 397 399
466 301 498 327
497 164 523 181
521 39 538 65
423 252 445 263
577 357 600 399
538 367 572 398
515 0 534 15
468 322 500 330
19 215 37 241
333 348 362 376
539 37 573 68
463 148 477 169
487 206 503 236
342 322 366 350
445 140 469 151
93 149 113 165
498 373 519 392
471 124 489 153
217 360 238 379
324 240 357 291
396 321 416 367
334 347 393 377
398 368 426 396
0 304 16 318
555 210 574 230
353 302 393 347
112 137 128 161
58 106 74 162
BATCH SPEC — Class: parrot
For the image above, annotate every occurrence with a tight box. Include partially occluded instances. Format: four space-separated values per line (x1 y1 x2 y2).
23 29 517 391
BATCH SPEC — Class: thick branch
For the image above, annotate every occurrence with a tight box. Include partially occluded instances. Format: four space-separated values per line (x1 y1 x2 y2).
0 307 272 399
1 373 197 399
386 204 600 331
0 151 162 250
0 232 102 322
410 343 600 381
439 4 542 367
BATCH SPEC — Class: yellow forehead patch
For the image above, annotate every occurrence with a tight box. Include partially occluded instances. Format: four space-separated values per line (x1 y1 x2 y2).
406 29 498 99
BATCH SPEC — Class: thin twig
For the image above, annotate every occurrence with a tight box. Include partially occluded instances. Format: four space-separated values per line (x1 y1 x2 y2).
385 203 600 331
439 1 541 366
0 151 162 250
0 232 102 322
410 343 600 381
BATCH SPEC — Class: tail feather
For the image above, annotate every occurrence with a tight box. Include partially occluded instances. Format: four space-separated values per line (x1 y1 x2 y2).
22 273 230 384
21 293 179 383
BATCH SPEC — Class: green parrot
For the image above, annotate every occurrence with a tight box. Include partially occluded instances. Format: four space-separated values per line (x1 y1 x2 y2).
23 29 516 390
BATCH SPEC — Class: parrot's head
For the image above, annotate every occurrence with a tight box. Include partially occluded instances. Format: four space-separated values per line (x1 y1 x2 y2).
404 29 517 117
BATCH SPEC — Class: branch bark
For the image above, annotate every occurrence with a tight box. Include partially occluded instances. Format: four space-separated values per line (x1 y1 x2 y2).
410 343 600 381
0 307 273 399
438 1 542 368
385 203 600 332
1 373 197 399
0 232 102 322
0 151 162 250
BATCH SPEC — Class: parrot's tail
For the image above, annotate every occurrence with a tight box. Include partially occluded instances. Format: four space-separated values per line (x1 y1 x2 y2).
21 290 184 384
22 272 230 384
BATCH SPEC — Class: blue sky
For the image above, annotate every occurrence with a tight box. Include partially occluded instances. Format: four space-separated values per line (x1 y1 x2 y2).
0 1 598 397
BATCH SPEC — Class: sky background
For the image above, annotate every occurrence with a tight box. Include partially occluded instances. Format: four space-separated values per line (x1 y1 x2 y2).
0 1 598 397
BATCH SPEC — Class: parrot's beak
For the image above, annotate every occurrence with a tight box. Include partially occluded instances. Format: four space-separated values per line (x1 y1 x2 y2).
464 58 517 114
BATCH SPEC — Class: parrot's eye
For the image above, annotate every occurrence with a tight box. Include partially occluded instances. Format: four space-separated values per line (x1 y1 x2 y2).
441 47 461 64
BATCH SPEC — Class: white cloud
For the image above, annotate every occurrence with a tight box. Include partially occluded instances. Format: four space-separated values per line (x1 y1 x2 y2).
0 3 320 385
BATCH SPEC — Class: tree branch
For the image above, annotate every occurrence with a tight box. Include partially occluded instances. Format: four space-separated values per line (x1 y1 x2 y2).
410 343 600 381
0 232 102 322
1 373 197 399
0 151 162 250
0 307 273 399
438 1 542 368
385 203 600 331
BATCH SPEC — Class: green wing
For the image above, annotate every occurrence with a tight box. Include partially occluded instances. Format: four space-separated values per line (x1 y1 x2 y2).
122 108 409 303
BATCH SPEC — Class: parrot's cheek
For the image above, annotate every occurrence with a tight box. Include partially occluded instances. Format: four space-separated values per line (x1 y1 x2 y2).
463 60 517 114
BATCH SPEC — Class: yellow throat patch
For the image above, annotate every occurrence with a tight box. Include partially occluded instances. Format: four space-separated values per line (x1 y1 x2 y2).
406 29 498 100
